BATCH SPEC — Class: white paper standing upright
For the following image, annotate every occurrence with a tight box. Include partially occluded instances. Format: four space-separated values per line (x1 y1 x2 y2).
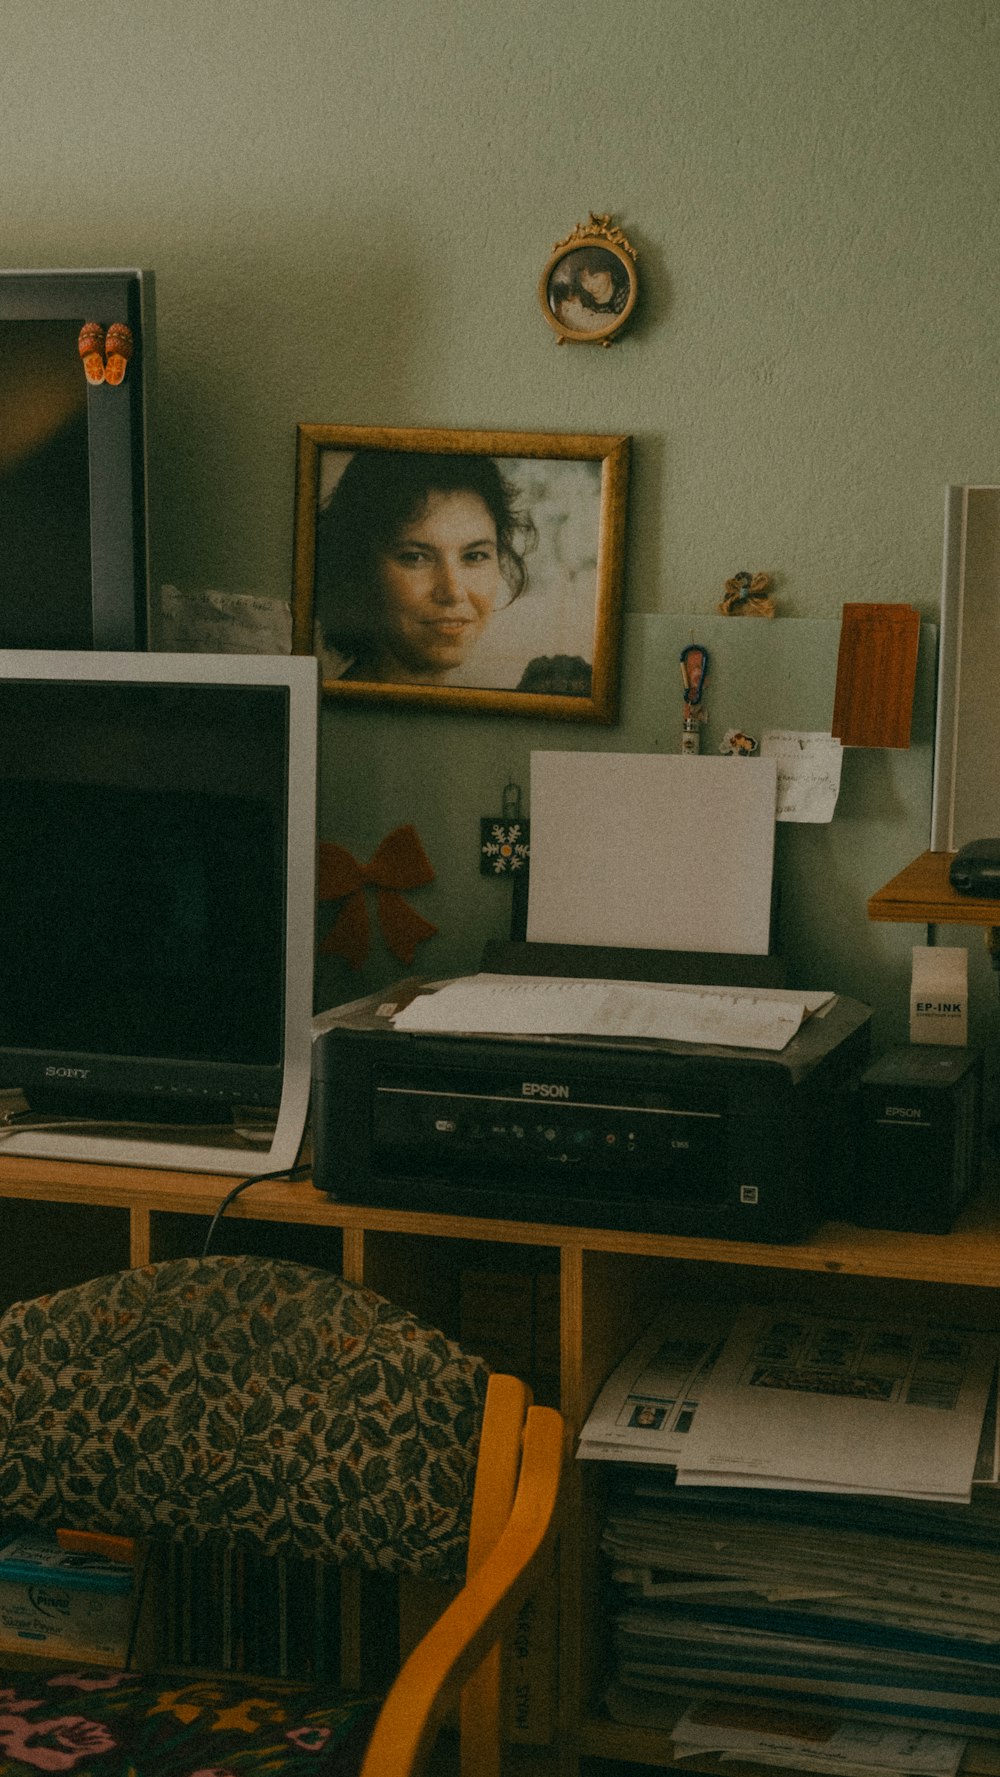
527 752 778 955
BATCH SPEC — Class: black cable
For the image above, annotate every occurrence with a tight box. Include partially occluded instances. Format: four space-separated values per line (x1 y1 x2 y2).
200 1163 311 1259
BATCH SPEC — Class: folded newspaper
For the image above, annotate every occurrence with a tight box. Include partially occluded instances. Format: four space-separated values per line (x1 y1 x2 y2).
669 1699 966 1777
674 1307 997 1503
392 974 835 1052
577 1303 735 1465
579 1304 998 1503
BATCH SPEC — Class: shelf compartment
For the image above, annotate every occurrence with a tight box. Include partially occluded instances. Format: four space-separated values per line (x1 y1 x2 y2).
0 1199 128 1309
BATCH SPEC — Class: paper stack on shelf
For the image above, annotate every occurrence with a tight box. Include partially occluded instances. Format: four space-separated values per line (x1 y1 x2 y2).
673 1307 997 1503
600 1460 1000 1740
669 1698 967 1776
585 1302 1000 1748
580 1304 998 1504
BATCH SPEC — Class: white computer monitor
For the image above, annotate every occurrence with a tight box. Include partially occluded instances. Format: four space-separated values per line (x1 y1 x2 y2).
0 650 319 1175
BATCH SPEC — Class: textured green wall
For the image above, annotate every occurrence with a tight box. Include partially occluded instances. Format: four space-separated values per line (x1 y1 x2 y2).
4 1 999 1042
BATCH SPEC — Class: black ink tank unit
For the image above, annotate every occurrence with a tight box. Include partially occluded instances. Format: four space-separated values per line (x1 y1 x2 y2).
856 1045 984 1234
311 979 872 1243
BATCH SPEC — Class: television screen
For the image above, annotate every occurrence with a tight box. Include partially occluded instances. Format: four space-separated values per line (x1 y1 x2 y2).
0 270 151 650
0 652 318 1176
0 320 93 647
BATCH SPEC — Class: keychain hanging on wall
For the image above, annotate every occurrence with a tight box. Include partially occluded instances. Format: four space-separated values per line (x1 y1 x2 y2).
481 780 531 943
679 643 710 754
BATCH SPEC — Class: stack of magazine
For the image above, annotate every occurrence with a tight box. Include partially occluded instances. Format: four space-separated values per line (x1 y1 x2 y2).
580 1304 1000 1747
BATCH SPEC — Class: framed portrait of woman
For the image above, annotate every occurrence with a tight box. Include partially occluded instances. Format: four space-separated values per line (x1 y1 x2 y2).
291 425 630 721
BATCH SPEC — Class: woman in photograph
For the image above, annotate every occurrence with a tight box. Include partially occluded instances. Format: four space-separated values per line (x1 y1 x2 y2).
314 451 538 686
548 246 631 336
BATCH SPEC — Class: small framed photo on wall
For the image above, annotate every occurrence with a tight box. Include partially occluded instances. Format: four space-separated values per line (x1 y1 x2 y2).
291 425 630 722
539 214 639 347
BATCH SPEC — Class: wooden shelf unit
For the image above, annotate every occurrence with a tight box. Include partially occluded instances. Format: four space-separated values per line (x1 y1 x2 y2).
6 1152 1000 1777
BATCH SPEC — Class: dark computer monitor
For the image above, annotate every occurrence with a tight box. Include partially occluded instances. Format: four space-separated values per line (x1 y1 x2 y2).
0 268 152 650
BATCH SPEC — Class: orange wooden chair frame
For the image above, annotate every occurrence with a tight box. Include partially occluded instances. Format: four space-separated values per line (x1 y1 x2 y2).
60 1372 564 1777
361 1373 565 1777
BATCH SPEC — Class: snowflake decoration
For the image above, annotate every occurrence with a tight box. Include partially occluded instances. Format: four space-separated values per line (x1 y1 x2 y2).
480 819 531 876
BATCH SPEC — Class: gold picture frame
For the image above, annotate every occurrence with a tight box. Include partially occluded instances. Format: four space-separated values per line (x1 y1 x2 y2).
539 213 638 347
291 424 630 722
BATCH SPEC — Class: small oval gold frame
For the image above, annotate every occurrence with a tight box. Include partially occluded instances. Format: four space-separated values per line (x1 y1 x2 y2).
539 213 638 347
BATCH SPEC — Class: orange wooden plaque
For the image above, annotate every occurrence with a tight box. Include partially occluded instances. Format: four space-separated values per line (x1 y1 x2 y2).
831 602 921 748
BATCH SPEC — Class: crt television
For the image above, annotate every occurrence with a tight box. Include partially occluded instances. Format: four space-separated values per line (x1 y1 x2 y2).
0 268 152 649
0 650 319 1175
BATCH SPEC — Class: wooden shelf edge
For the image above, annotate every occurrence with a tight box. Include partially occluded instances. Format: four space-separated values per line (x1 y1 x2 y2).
580 1714 679 1768
580 1710 1000 1777
868 849 1000 926
3 1156 1000 1288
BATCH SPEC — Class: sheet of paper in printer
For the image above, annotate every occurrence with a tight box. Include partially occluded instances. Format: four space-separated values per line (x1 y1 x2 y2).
391 976 835 1052
525 751 778 954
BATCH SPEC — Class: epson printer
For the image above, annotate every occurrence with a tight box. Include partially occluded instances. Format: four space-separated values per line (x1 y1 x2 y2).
312 944 872 1243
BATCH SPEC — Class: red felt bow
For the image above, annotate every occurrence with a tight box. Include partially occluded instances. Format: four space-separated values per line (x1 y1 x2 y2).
318 825 438 970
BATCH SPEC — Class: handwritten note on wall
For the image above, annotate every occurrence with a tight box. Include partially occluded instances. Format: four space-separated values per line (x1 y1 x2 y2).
760 731 843 822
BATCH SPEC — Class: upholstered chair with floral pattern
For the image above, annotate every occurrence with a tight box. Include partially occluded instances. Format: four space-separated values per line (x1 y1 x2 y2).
0 1254 563 1777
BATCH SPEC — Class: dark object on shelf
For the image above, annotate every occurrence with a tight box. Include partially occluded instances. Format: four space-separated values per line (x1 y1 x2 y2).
855 1045 983 1234
949 840 1000 897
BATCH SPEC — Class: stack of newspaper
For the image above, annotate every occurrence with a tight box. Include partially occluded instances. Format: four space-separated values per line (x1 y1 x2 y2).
582 1303 1000 1746
579 1304 998 1503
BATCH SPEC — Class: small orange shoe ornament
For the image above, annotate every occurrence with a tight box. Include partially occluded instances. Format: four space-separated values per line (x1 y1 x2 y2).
78 321 134 386
77 321 106 384
104 322 133 386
